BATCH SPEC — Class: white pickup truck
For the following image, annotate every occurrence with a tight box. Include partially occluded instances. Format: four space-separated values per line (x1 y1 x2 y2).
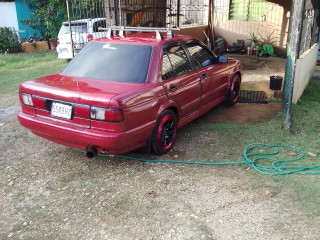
56 18 107 60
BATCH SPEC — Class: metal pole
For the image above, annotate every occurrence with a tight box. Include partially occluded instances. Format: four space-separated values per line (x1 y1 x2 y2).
114 0 118 26
106 0 113 26
177 0 180 28
118 0 122 26
208 0 214 50
66 0 74 57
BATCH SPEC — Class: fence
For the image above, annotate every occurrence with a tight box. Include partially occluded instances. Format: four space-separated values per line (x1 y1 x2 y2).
65 0 209 32
105 0 209 28
64 0 209 57
298 0 320 56
67 0 106 20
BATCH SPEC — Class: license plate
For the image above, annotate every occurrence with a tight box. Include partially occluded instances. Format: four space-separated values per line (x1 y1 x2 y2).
59 48 68 53
51 102 72 120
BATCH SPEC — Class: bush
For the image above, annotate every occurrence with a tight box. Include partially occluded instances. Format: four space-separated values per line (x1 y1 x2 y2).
0 27 21 53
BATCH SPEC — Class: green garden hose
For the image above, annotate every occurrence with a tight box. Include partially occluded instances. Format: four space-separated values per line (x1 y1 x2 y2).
92 143 320 176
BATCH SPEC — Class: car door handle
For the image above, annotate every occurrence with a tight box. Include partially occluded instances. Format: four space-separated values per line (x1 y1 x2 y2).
169 85 177 92
200 73 207 80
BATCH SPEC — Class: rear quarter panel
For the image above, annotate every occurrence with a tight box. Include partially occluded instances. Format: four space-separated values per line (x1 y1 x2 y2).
111 84 179 133
222 59 242 100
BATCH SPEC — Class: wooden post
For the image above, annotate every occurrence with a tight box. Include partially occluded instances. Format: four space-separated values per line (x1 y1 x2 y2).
283 0 306 131
208 0 215 50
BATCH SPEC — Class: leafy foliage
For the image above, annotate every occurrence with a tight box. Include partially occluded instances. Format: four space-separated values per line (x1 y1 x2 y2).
247 32 259 48
258 30 278 46
21 0 66 38
0 27 21 53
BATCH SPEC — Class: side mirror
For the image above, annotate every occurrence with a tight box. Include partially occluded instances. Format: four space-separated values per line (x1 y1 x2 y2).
217 55 228 63
201 59 211 67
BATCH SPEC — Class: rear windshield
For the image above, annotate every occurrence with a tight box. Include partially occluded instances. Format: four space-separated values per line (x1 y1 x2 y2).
62 42 152 83
59 23 87 35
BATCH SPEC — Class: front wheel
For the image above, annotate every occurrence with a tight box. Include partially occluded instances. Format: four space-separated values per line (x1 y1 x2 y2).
152 110 177 155
224 74 241 106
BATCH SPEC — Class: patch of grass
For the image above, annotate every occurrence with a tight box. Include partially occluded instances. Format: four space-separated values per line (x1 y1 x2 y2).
0 51 67 107
292 81 320 136
287 176 320 215
210 80 320 213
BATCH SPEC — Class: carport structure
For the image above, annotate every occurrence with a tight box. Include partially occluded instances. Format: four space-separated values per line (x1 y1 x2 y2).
67 0 320 129
282 0 319 130
210 0 319 129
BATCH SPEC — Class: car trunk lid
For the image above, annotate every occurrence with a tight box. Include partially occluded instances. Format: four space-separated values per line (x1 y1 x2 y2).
20 74 129 106
19 74 133 128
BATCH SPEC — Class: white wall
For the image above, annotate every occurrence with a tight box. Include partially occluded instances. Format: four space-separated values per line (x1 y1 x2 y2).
0 2 19 30
212 0 291 55
292 43 318 103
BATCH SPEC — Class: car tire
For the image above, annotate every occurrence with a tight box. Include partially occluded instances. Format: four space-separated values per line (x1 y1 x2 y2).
224 74 241 106
151 110 177 155
137 136 152 154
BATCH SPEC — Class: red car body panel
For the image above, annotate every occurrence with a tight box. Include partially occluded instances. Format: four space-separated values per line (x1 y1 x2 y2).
18 33 242 154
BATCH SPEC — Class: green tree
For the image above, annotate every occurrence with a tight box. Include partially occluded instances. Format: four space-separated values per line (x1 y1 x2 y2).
21 0 66 39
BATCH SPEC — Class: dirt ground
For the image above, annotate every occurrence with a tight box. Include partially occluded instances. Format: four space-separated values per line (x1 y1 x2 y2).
1 56 320 239
234 55 286 99
205 54 286 125
202 103 282 124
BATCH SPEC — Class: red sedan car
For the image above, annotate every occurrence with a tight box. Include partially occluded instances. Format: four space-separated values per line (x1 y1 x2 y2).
18 28 242 158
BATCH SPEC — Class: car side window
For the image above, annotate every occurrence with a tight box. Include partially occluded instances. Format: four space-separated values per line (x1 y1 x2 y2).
161 43 193 80
185 42 214 69
93 20 106 32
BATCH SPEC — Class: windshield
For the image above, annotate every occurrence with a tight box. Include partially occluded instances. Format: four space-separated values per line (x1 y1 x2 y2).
62 42 152 83
59 23 87 35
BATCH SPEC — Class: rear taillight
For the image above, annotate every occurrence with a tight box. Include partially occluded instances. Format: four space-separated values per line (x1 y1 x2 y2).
21 93 34 106
90 107 123 122
32 96 46 109
57 37 60 45
74 105 90 119
87 34 93 41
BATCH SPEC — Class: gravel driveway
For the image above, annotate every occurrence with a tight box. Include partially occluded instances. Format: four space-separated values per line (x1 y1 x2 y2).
1 100 320 240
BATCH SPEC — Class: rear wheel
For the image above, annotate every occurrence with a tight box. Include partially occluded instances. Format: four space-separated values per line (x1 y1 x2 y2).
224 74 241 106
152 110 177 155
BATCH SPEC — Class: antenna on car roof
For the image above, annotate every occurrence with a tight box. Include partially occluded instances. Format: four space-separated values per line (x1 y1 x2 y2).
99 26 180 40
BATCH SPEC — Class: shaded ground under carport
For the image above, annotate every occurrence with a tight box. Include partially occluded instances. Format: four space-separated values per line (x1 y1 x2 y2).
202 103 282 124
237 55 286 100
206 55 286 124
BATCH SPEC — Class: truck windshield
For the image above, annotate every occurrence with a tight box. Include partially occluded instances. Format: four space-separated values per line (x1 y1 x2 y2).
62 42 152 83
59 23 87 35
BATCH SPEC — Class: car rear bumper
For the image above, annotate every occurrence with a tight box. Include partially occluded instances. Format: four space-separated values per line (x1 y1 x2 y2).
17 111 155 154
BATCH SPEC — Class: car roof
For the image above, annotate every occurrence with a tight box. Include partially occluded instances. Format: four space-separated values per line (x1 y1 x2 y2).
62 18 106 25
94 33 194 46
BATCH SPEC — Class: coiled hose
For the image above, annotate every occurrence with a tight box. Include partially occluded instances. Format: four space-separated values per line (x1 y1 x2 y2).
92 143 320 176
